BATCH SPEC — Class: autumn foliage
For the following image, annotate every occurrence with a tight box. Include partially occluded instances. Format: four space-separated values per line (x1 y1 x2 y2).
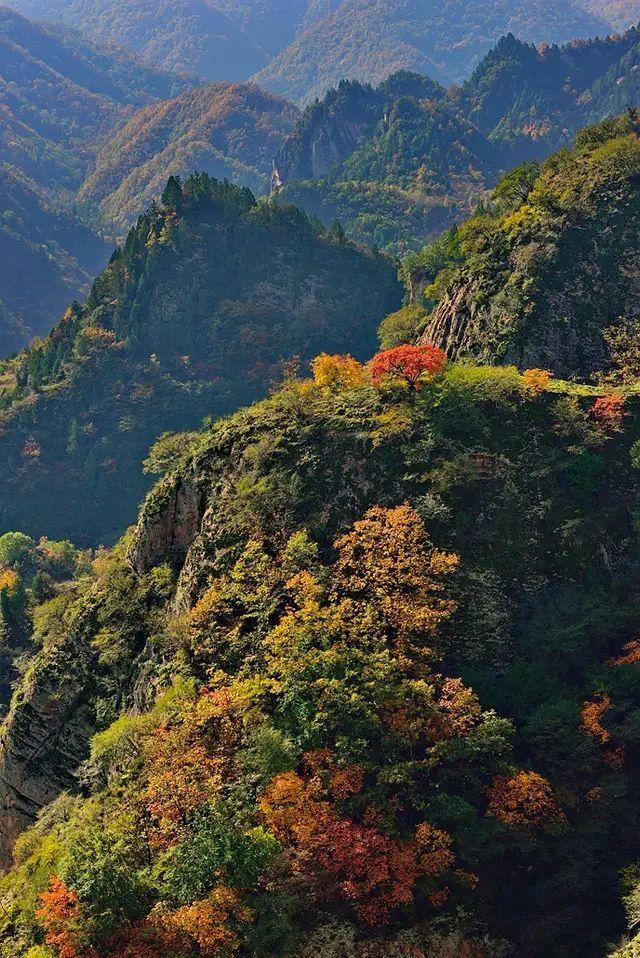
370 344 446 390
522 368 552 396
486 771 567 832
311 353 367 390
36 877 94 958
260 756 455 925
591 393 626 432
333 503 459 644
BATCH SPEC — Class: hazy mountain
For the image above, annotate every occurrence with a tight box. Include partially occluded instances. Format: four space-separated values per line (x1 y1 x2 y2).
8 0 270 80
255 0 612 105
0 168 109 355
79 82 299 235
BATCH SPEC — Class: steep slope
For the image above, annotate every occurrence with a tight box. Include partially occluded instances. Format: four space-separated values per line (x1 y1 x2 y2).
9 0 269 81
79 83 299 235
0 5 188 192
408 115 640 378
0 6 191 353
1 353 640 956
0 169 109 355
461 29 640 154
275 73 501 253
273 28 640 252
0 175 401 545
581 0 640 31
254 0 611 105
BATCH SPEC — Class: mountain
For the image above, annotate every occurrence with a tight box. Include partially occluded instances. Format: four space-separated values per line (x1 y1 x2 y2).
207 0 341 57
78 83 299 235
254 0 612 105
0 169 109 355
272 27 640 252
0 175 401 545
406 114 640 378
274 72 501 253
8 0 275 81
581 0 640 30
0 5 188 192
0 5 191 352
2 291 640 954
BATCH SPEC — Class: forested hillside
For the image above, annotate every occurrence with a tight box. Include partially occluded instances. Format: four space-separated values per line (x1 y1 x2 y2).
0 6 190 351
2 290 640 956
255 0 611 104
0 175 401 544
2 3 640 946
274 27 640 252
0 170 109 356
7 0 268 81
0 6 187 192
78 83 299 234
404 113 640 378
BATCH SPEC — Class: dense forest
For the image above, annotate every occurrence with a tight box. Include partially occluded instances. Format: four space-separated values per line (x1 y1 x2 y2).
3 127 640 954
4 5 640 957
0 170 109 356
274 27 640 251
5 5 640 349
0 174 401 543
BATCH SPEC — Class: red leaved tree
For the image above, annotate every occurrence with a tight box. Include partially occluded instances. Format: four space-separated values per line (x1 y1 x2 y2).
370 344 446 391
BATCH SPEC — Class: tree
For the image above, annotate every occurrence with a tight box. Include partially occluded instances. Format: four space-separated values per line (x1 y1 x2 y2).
0 531 35 568
36 877 94 958
591 394 626 432
370 345 446 391
522 368 552 397
310 354 367 390
486 771 567 832
332 504 458 644
161 175 183 210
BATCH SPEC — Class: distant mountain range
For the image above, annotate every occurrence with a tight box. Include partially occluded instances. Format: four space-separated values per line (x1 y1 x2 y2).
9 0 635 102
3 1 640 353
254 0 614 104
273 26 640 251
0 5 189 350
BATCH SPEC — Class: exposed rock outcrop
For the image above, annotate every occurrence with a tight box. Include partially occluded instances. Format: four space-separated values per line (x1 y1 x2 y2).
128 472 206 577
0 619 96 866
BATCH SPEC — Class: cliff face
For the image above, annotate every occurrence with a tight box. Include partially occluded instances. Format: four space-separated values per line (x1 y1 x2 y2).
0 618 96 866
411 121 640 379
273 80 383 183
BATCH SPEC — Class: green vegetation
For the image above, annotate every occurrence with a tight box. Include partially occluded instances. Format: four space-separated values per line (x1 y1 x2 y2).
0 174 401 544
274 28 640 252
404 113 640 378
0 7 187 194
1 351 640 956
